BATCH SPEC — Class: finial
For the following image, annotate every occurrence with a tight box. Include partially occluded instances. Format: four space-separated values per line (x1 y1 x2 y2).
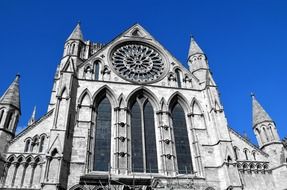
243 131 249 141
16 73 20 78
77 20 81 25
190 34 195 40
250 92 255 98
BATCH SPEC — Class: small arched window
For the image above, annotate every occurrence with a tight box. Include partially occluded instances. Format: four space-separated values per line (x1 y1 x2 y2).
0 109 4 124
175 69 182 88
263 127 269 141
24 140 31 152
252 151 256 160
233 147 238 160
94 60 100 80
84 66 93 80
31 137 39 152
5 112 13 129
244 149 248 160
268 125 275 140
39 136 45 153
227 155 232 163
71 43 76 54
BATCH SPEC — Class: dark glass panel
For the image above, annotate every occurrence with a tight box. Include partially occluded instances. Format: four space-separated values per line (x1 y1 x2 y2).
0 110 3 124
24 140 30 152
131 101 144 172
94 97 111 171
95 61 100 80
175 69 181 88
39 137 45 153
144 101 158 173
172 103 193 174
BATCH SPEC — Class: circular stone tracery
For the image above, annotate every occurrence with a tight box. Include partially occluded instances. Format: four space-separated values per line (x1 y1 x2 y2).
111 42 166 83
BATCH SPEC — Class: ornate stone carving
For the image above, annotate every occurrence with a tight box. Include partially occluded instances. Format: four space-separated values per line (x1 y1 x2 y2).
110 42 166 83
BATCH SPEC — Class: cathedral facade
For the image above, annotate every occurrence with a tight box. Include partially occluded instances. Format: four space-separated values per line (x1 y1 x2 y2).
0 23 287 190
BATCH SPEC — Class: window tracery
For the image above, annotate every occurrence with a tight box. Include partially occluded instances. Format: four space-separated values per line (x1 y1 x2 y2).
93 97 111 171
171 102 193 174
111 42 166 83
130 97 158 173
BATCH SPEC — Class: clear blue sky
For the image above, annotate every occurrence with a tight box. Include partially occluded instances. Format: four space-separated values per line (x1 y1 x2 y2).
0 0 287 145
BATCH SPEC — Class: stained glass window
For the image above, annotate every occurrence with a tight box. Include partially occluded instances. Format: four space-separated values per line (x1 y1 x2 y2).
144 101 158 173
94 61 100 80
131 101 143 172
172 103 193 174
131 99 158 173
94 97 111 171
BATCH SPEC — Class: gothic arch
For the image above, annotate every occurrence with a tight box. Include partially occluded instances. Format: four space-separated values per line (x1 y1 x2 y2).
17 155 25 163
32 135 40 141
69 184 88 190
24 137 33 142
26 155 35 163
7 155 16 163
39 133 48 138
127 87 159 173
34 155 43 163
92 85 117 108
59 86 69 99
159 97 168 111
126 87 160 111
78 89 92 106
233 146 240 160
118 93 127 108
167 91 191 113
0 107 5 123
191 98 204 114
243 148 250 160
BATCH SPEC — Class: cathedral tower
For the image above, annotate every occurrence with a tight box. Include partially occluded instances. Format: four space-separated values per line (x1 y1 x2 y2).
252 95 283 166
0 75 21 177
42 24 84 190
188 37 209 85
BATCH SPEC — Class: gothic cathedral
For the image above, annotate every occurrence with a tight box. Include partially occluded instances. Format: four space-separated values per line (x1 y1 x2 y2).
0 24 287 190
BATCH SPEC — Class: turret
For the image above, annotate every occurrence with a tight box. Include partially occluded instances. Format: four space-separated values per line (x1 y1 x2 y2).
0 75 21 177
63 23 85 58
48 23 86 111
252 94 280 147
187 36 209 85
0 74 21 137
252 94 283 166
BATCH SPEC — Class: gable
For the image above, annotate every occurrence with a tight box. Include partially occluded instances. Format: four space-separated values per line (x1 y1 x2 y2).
7 109 54 153
78 24 196 88
229 127 269 161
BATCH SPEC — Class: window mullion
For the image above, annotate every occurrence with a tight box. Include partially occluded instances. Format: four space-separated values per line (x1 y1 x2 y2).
140 103 146 173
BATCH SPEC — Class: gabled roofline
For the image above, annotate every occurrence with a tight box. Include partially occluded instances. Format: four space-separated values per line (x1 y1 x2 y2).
10 109 54 144
77 23 193 76
228 127 269 157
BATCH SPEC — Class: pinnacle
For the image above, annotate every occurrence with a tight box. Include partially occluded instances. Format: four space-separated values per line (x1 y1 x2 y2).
67 23 84 42
188 36 204 58
0 74 21 110
28 106 36 125
252 95 273 127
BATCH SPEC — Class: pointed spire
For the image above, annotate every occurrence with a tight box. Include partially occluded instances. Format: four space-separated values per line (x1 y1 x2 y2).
28 106 36 125
67 22 84 42
188 36 204 58
0 74 21 110
252 94 273 127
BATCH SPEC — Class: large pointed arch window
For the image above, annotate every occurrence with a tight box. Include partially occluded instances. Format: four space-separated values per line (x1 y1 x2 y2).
171 103 193 174
94 96 111 171
131 97 158 173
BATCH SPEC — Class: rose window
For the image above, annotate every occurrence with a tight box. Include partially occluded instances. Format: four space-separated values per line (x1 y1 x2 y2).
111 42 166 83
